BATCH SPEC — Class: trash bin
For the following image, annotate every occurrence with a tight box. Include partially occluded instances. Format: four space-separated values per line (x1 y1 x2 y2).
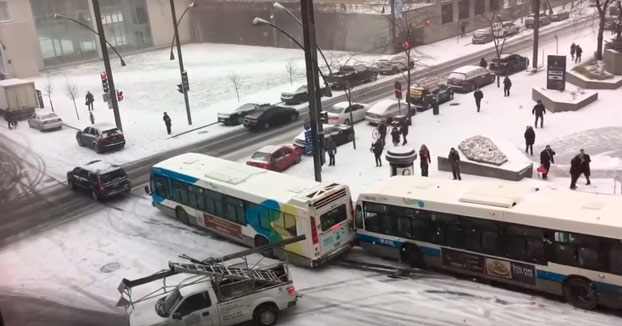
385 146 417 176
433 101 439 115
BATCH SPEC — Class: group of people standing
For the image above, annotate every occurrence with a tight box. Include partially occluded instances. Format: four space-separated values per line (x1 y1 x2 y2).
570 43 583 63
537 144 592 190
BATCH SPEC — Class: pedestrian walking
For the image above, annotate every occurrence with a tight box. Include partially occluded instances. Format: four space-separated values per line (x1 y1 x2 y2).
400 120 409 145
479 57 488 68
85 91 94 111
461 21 468 37
570 154 582 189
371 138 384 167
570 42 576 61
391 124 401 147
419 144 431 177
532 100 546 128
503 75 512 96
524 126 535 156
448 147 461 180
325 136 337 166
163 112 172 135
579 148 591 185
539 145 556 180
575 44 583 63
474 87 484 112
89 111 95 125
378 121 387 145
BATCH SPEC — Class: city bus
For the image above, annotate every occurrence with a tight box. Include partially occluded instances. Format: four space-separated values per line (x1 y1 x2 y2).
354 176 622 310
146 152 354 267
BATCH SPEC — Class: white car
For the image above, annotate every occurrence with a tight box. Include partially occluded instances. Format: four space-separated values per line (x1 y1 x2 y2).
364 99 404 125
27 111 63 131
492 22 520 38
322 101 369 125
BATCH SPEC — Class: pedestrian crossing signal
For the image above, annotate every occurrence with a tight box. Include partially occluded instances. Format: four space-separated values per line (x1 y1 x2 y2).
320 111 328 123
101 72 109 93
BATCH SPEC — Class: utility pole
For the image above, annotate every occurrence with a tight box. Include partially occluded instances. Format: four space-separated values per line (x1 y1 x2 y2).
170 0 192 125
532 0 541 70
345 80 356 150
300 0 323 182
390 0 397 52
92 0 122 131
405 14 412 119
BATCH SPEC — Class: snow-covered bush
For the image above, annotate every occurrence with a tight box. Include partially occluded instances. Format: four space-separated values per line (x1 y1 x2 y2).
458 136 508 166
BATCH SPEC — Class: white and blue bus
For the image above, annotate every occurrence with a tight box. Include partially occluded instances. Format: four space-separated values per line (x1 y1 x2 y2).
147 153 354 267
354 176 622 310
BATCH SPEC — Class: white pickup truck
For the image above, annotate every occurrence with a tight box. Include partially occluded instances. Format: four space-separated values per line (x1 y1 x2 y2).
127 263 297 326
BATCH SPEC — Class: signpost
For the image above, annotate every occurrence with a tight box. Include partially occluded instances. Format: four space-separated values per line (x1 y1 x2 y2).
395 80 402 115
546 55 566 91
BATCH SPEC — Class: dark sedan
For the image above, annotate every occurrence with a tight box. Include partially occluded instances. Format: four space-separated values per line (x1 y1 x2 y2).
293 124 354 148
243 105 299 131
280 85 332 105
489 54 529 76
218 103 270 126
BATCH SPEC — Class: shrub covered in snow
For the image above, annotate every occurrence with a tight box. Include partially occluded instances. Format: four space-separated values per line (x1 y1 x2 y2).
458 136 508 166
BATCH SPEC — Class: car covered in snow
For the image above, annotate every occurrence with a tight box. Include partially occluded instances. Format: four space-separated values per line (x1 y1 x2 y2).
321 101 369 125
76 123 125 153
375 55 414 75
243 105 299 131
246 144 302 171
548 11 570 22
67 160 131 200
327 64 378 90
27 110 63 131
217 103 270 126
293 124 354 149
525 13 551 28
364 99 410 125
447 65 495 93
492 22 520 38
488 54 529 76
280 85 332 105
472 28 494 44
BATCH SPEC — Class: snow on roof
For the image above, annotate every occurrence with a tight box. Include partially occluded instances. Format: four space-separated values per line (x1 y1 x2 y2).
0 78 34 87
257 145 280 153
153 153 327 205
364 176 622 239
368 99 398 113
92 122 118 131
452 65 486 74
81 160 121 174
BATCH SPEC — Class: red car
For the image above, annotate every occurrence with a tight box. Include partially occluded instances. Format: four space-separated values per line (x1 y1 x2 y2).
246 145 302 171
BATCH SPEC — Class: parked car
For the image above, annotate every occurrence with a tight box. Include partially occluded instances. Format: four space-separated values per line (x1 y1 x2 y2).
492 22 520 38
327 64 378 90
447 65 495 93
27 110 63 131
322 101 369 125
472 28 494 44
488 54 529 76
548 11 570 22
525 13 551 28
76 123 125 153
365 99 413 125
246 144 302 171
67 160 131 200
408 79 454 111
293 124 354 148
243 105 299 131
280 85 331 105
375 55 414 75
217 103 269 125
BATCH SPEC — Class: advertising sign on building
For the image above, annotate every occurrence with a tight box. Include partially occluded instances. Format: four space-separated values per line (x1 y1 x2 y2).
546 55 566 91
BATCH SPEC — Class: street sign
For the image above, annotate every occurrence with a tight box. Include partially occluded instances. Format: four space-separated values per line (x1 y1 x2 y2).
103 93 111 102
546 55 566 91
402 40 410 50
304 121 311 131
181 71 189 92
304 129 313 155
108 100 113 110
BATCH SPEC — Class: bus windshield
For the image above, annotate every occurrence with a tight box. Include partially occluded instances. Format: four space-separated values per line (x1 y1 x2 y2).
320 204 347 231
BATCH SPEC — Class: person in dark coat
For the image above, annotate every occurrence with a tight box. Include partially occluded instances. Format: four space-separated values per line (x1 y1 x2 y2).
419 144 431 177
163 112 172 135
378 121 387 145
371 138 384 167
391 125 401 147
570 154 583 189
532 100 546 128
474 88 484 112
325 136 337 166
575 44 583 63
448 147 461 180
524 126 535 156
570 42 576 61
579 148 591 185
400 121 409 145
539 145 556 180
503 76 512 96
85 91 94 111
479 57 488 68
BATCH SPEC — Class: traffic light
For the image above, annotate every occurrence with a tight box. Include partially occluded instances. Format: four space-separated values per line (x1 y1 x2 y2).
425 19 431 26
101 72 109 93
116 90 124 101
320 111 328 123
394 81 402 100
181 71 189 92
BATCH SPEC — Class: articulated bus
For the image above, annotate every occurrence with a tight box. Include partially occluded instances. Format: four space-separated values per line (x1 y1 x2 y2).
354 176 622 310
146 153 354 267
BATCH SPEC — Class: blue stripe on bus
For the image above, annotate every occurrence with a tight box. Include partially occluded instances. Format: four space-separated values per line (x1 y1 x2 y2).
536 270 622 293
153 168 199 184
420 246 441 257
356 234 441 256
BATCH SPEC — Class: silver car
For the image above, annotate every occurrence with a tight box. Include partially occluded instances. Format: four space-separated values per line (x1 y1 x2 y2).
28 111 63 131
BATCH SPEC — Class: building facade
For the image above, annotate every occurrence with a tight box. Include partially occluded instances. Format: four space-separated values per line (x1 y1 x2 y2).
0 0 192 79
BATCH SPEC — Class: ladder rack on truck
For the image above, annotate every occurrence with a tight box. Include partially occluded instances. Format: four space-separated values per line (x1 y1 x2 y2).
116 235 305 309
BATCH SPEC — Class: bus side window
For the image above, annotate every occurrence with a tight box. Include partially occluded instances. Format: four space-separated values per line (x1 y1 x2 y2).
355 205 363 229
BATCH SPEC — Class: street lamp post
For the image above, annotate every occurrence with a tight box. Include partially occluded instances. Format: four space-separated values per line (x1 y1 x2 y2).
169 0 193 125
169 2 197 61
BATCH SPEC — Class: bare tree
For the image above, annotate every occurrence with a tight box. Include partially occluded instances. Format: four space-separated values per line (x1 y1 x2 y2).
65 77 79 120
594 0 615 60
229 73 241 102
44 73 55 112
285 60 298 85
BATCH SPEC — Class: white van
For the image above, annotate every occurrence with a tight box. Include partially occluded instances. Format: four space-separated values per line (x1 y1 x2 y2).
365 99 408 125
446 65 495 93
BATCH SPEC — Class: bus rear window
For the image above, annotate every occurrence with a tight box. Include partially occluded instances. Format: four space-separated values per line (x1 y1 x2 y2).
320 204 347 231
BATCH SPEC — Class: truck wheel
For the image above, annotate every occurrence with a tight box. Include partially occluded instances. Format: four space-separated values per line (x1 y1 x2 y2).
563 277 598 310
253 304 278 326
68 179 77 191
255 236 274 258
77 136 84 147
91 190 100 201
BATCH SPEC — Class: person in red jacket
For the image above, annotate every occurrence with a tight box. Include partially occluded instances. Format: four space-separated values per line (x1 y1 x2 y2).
419 144 431 177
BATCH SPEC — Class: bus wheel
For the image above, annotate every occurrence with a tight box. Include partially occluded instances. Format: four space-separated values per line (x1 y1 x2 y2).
563 277 598 310
401 244 425 268
175 206 190 225
255 235 274 258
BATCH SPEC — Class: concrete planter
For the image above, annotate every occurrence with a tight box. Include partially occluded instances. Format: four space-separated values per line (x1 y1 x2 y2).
532 87 598 112
566 70 622 89
437 156 532 181
604 49 622 75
